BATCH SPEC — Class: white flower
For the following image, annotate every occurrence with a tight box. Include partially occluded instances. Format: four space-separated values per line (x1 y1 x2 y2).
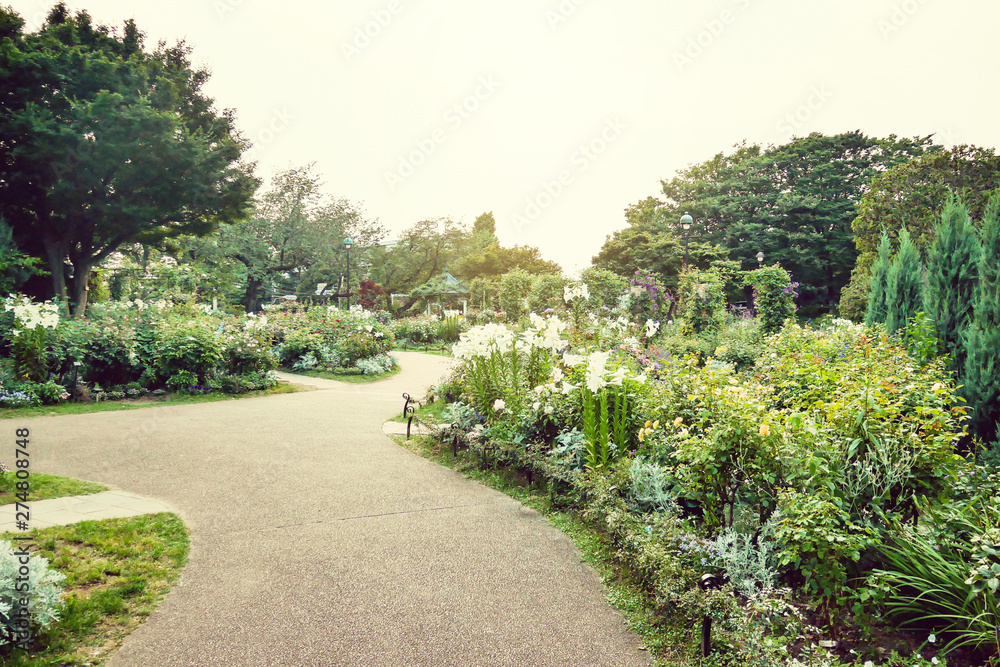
552 367 564 382
563 283 590 303
864 662 874 667
561 381 578 395
931 658 939 665
928 634 936 644
562 353 586 367
544 405 553 415
532 401 541 411
634 374 647 384
644 319 660 338
493 399 506 411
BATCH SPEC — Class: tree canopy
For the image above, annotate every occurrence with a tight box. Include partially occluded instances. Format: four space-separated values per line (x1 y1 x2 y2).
609 132 934 312
0 3 257 315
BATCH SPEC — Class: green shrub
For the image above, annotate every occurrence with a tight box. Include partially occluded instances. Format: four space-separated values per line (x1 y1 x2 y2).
744 265 797 334
1 540 66 646
154 318 225 385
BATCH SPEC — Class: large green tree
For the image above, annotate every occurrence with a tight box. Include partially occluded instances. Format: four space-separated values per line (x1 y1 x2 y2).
963 191 1000 444
925 196 981 374
864 231 893 327
0 4 256 315
841 145 1000 319
624 132 933 312
884 227 923 333
197 165 379 311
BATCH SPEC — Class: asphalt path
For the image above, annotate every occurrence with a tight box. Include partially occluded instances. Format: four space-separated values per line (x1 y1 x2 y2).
23 352 652 666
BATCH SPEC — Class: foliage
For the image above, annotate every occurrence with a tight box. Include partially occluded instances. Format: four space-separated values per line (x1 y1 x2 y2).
677 269 726 334
0 540 66 646
649 132 933 310
844 144 1000 318
581 267 628 311
628 269 672 323
497 268 533 321
626 457 678 515
864 232 893 326
925 195 981 375
884 227 924 333
3 295 60 381
527 273 566 314
269 305 393 369
963 191 1000 445
708 518 782 600
0 5 257 315
744 265 797 334
354 352 396 375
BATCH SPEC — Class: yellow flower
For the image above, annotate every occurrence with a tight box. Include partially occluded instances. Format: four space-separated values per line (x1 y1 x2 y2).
652 420 660 429
638 431 645 443
759 423 770 437
644 420 652 429
673 417 683 427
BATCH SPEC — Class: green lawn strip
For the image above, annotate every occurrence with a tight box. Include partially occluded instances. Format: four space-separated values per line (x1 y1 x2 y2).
389 432 675 665
0 474 108 507
0 512 189 666
284 364 401 384
0 383 306 420
386 397 448 424
394 343 453 356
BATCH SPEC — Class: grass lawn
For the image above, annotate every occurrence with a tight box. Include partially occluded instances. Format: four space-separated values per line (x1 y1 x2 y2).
0 513 188 666
0 474 108 506
0 383 307 420
388 431 671 665
286 364 401 384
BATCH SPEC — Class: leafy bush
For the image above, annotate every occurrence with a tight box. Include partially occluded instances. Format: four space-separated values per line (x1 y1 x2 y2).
744 265 797 334
626 457 678 515
708 518 782 600
355 352 395 375
677 268 726 334
154 318 225 385
0 540 66 646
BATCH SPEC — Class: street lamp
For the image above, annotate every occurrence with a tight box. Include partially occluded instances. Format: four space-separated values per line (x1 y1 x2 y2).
756 251 765 268
680 212 693 266
343 237 353 308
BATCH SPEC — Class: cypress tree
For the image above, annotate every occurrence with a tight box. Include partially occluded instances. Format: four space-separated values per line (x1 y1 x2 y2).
864 231 893 326
926 195 982 372
962 191 1000 444
885 227 923 333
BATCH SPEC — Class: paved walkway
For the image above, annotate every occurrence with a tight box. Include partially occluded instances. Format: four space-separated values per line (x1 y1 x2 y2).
0 490 173 531
15 352 652 666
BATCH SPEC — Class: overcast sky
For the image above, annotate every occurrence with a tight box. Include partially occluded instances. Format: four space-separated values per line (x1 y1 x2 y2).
11 0 1000 275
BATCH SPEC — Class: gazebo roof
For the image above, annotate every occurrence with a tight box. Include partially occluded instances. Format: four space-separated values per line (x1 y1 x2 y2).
411 269 469 296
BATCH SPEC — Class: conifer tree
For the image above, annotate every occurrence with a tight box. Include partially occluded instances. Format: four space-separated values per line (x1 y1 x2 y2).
884 227 923 333
864 231 892 326
925 196 982 372
962 191 1000 444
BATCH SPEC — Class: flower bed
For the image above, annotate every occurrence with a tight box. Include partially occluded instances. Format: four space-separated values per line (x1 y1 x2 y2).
432 305 994 666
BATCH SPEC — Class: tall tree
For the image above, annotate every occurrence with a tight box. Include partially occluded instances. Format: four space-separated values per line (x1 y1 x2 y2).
842 145 1000 319
925 196 981 372
613 132 932 311
864 232 893 327
200 165 379 311
962 191 1000 445
884 227 923 333
0 4 257 315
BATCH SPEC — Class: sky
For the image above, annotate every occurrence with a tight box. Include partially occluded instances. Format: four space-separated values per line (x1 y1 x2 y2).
10 0 1000 276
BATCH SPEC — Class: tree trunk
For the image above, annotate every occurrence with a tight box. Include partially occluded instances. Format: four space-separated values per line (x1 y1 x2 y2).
71 261 92 318
245 276 261 313
43 237 68 308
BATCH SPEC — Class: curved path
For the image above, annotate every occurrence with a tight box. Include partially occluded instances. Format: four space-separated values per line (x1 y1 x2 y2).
25 352 652 666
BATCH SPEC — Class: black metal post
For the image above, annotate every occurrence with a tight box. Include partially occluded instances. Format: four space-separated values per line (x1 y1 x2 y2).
698 573 721 657
345 244 351 309
684 227 690 266
402 393 415 439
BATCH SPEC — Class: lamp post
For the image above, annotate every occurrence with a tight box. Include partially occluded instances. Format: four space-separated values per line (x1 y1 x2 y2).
343 237 353 309
680 212 693 266
756 251 764 268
